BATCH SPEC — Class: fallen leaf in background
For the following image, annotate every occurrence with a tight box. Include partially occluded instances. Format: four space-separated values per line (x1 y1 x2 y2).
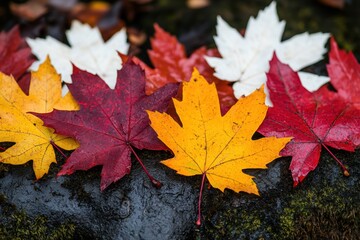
0 57 79 179
10 0 78 19
17 5 69 45
259 55 360 186
327 37 360 108
318 0 346 9
187 0 210 9
36 60 178 191
71 1 109 26
0 26 34 81
49 0 78 11
122 24 236 112
148 69 290 225
87 1 125 41
205 1 329 104
72 0 154 47
27 20 129 93
10 0 48 22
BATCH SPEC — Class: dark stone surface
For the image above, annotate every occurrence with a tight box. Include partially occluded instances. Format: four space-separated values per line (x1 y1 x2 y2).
3 148 360 239
200 149 360 239
1 0 360 239
0 151 197 239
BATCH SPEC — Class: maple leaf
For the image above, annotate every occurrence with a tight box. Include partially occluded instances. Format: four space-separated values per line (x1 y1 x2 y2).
0 26 34 80
123 24 236 112
205 1 330 103
327 37 360 108
148 69 290 225
0 57 79 179
259 54 360 186
26 20 129 92
36 60 178 191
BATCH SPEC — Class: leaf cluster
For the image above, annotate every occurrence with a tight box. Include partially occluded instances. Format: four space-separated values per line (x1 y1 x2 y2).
0 1 360 228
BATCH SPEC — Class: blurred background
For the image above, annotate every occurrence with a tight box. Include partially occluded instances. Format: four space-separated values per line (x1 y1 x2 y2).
0 0 359 63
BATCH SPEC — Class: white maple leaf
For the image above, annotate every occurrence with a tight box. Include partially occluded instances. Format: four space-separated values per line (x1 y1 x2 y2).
27 20 129 93
205 1 330 105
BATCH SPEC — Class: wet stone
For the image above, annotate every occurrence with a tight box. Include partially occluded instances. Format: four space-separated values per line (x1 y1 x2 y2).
0 151 197 239
1 0 360 238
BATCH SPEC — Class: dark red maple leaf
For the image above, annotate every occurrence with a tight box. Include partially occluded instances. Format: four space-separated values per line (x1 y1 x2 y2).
36 60 178 190
259 54 360 186
327 37 360 108
124 24 236 112
0 26 34 82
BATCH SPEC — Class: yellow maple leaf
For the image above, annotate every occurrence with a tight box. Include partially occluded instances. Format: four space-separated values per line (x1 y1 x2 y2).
0 57 79 179
148 69 291 224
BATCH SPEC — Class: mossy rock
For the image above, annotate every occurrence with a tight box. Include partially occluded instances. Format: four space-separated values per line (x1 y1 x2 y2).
202 149 360 239
0 195 77 240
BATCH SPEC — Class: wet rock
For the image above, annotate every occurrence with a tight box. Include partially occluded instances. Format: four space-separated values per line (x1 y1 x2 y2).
201 150 360 239
1 143 360 239
1 0 360 239
0 151 197 239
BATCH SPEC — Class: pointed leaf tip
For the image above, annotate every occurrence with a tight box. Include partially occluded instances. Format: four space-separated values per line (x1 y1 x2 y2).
208 2 329 100
0 58 78 180
150 68 290 193
260 45 360 185
38 54 177 190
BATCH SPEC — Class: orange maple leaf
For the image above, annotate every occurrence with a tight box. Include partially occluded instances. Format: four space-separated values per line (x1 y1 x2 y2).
148 69 290 225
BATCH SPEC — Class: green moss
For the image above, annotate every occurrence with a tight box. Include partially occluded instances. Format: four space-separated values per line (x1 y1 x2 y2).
203 149 360 239
204 181 360 239
277 182 360 239
0 195 76 240
48 223 76 240
279 208 295 238
0 211 76 240
204 204 265 239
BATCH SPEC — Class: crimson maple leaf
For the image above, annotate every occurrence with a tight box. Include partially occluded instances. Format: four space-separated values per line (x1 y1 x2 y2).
0 26 34 85
327 37 360 108
259 54 360 186
36 60 178 190
122 24 236 112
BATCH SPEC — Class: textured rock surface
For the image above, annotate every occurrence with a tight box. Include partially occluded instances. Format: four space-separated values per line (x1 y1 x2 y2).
1 0 360 239
201 150 360 239
2 148 360 239
0 151 197 239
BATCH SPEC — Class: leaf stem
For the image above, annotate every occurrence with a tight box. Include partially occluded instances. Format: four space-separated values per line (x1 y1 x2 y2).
196 173 207 226
50 141 67 159
129 145 162 188
321 143 349 176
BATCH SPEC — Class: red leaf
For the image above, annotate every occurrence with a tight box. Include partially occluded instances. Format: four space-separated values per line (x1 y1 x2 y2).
327 37 360 108
141 24 236 112
36 60 178 190
0 26 34 81
259 54 360 186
